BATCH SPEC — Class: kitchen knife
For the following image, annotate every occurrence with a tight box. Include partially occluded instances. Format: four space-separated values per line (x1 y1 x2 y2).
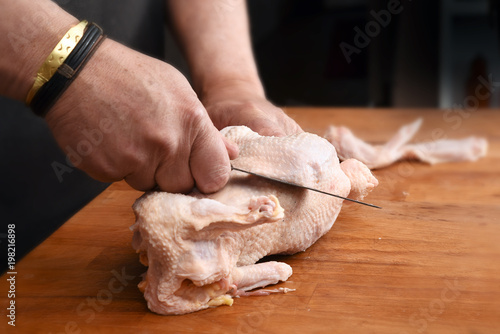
231 165 381 209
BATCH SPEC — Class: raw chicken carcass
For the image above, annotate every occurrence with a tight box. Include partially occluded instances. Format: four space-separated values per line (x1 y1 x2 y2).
131 126 378 315
324 119 488 169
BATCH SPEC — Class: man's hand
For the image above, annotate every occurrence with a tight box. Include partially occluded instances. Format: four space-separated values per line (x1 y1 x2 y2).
202 81 302 137
46 39 237 193
167 0 302 138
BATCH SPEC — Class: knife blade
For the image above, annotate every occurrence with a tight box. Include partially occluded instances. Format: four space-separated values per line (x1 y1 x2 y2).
231 165 381 209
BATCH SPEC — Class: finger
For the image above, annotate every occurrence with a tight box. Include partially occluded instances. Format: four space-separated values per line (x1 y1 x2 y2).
285 121 304 136
257 127 286 137
155 150 195 194
249 119 287 137
84 169 123 183
222 136 239 160
124 168 157 191
190 125 232 194
272 107 303 135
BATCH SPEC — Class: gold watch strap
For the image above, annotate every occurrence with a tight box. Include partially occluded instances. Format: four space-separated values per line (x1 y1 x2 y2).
25 20 88 105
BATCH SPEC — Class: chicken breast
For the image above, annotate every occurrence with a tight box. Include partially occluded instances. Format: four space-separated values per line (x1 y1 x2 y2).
131 126 378 315
324 119 488 169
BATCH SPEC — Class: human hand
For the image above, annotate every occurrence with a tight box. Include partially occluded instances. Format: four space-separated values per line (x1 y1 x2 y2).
201 81 303 137
167 0 300 137
45 39 237 193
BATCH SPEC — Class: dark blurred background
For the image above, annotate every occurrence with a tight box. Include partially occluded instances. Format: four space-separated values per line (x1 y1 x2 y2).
2 0 499 272
167 0 500 108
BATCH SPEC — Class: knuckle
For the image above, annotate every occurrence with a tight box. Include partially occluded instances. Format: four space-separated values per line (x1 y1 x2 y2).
143 128 180 163
181 100 209 127
240 101 263 113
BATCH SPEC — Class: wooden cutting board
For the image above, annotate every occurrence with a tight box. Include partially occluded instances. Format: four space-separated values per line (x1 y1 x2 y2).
1 108 499 334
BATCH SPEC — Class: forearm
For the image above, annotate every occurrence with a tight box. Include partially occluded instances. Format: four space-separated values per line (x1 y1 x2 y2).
167 0 264 99
0 0 77 101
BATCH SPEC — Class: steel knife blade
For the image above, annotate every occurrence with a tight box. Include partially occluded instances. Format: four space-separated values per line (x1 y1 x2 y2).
231 165 381 209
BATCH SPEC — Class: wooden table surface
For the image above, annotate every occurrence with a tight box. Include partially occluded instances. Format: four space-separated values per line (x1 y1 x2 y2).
2 108 499 334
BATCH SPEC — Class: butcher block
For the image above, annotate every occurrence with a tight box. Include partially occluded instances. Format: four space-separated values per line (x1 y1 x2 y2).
1 108 499 334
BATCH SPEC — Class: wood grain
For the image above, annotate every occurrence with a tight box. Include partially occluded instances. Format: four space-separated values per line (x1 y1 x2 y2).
1 108 499 334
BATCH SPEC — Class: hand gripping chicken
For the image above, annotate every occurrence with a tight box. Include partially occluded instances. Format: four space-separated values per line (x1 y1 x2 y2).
131 126 378 315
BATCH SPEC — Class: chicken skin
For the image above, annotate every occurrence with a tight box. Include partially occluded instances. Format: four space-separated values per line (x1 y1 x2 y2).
131 126 378 315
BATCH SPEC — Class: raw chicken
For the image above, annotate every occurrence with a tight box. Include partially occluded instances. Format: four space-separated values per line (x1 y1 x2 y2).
131 126 378 315
324 119 488 169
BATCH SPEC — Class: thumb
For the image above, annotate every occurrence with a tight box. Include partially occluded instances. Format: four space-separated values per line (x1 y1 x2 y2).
190 124 232 194
222 136 239 160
